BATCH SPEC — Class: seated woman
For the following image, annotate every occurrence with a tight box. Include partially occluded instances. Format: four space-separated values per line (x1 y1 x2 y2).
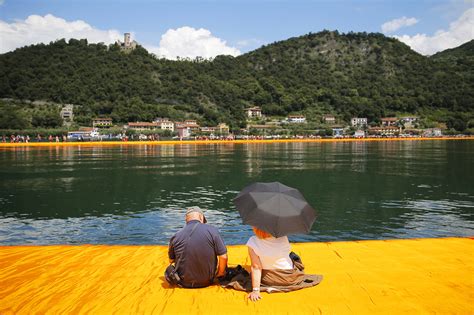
246 226 322 302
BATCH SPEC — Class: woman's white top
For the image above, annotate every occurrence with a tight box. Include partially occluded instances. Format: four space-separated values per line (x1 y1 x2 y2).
246 235 293 270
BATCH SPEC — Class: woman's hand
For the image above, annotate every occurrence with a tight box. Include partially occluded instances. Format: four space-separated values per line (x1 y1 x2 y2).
248 290 261 302
247 247 263 302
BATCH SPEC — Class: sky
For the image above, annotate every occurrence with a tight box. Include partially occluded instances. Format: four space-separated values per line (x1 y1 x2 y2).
0 0 473 59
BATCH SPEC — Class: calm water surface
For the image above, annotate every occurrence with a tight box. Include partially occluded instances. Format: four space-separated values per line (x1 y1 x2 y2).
0 140 473 245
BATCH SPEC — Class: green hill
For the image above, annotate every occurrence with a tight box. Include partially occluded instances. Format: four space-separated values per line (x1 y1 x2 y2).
432 40 474 60
430 40 474 109
0 31 472 130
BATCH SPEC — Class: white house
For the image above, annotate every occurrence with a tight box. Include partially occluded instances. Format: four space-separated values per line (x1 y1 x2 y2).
381 117 398 127
354 130 365 138
400 116 418 128
287 115 306 123
92 117 113 128
323 115 336 124
200 126 216 133
184 120 200 132
127 122 160 131
245 106 262 118
423 128 442 137
351 117 368 127
368 126 400 136
160 121 174 131
400 116 418 123
177 126 191 138
217 123 230 134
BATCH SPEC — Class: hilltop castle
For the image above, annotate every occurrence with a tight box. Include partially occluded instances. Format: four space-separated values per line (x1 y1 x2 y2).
116 33 137 52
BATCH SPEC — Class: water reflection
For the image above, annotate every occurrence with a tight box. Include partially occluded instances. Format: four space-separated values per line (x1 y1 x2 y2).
0 141 473 245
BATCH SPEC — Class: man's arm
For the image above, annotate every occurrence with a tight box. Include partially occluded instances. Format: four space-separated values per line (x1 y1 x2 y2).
168 237 176 264
212 228 228 277
216 253 228 277
168 247 175 264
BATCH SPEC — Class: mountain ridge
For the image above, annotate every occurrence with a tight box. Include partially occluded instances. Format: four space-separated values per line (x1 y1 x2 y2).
0 30 472 130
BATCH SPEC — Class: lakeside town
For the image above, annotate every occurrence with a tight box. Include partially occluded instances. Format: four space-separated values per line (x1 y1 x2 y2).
2 104 452 143
1 32 472 143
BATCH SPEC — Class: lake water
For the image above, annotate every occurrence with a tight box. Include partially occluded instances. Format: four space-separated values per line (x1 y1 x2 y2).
0 140 473 245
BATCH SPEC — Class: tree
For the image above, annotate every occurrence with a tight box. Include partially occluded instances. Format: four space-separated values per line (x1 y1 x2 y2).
0 105 29 129
31 109 62 128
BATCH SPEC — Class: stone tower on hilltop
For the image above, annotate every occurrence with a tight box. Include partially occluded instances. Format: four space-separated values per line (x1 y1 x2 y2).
124 33 131 46
117 33 137 52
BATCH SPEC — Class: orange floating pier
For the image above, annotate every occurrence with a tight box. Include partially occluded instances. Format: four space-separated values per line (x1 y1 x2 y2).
0 237 472 314
0 136 473 148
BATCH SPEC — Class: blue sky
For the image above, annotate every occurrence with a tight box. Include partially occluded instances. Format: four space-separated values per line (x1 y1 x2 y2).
1 0 473 58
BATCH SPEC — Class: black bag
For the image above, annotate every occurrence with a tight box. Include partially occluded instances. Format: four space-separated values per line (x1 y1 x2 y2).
164 222 200 286
219 265 249 282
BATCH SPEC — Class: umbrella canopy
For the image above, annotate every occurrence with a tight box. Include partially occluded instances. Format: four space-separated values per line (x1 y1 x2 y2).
233 182 317 238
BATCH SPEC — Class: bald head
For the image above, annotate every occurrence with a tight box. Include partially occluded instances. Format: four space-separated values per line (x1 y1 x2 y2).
186 211 204 223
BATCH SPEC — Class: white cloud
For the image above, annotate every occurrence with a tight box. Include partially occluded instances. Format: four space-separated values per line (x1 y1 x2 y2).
395 8 474 55
0 14 122 54
381 16 419 33
148 26 240 60
0 15 240 60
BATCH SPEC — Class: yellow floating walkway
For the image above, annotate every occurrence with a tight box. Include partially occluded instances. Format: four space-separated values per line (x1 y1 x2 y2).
0 136 473 148
0 237 472 314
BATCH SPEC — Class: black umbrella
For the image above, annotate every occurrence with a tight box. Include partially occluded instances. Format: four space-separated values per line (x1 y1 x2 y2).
233 182 317 238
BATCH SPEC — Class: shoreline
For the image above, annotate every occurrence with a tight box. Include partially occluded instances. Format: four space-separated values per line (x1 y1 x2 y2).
0 136 473 148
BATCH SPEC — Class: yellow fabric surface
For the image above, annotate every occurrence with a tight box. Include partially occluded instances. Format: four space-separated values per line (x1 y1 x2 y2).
0 137 472 148
0 237 472 314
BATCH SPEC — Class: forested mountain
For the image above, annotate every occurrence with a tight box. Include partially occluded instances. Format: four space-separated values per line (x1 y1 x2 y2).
432 40 474 60
430 40 474 120
0 31 472 130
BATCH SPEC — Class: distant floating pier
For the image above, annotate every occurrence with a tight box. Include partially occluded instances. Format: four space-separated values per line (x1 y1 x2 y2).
0 136 473 148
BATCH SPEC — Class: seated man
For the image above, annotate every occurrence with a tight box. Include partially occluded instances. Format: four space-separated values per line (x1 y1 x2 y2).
167 206 228 288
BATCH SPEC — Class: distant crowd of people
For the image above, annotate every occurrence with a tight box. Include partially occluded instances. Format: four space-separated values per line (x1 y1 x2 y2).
2 134 68 143
1 133 461 144
194 135 235 141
